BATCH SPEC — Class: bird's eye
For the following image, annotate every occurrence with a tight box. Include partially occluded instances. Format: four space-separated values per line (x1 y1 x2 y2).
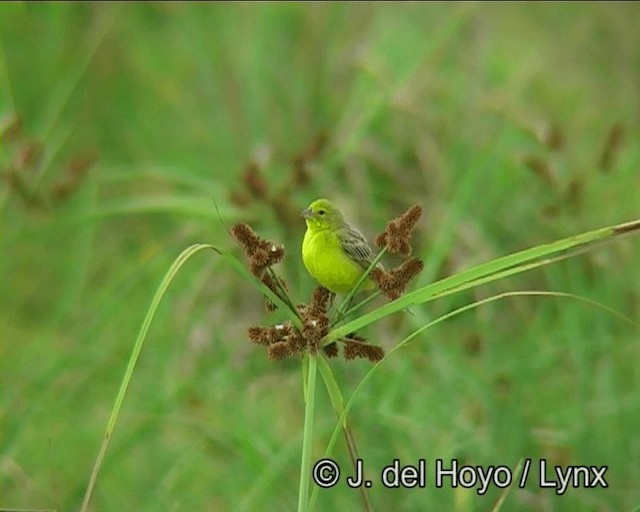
318 209 325 216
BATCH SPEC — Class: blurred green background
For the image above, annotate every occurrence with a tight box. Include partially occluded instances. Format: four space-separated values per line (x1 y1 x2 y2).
1 3 639 511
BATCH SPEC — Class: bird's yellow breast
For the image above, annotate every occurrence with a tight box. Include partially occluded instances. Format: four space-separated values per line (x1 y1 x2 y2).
302 227 370 294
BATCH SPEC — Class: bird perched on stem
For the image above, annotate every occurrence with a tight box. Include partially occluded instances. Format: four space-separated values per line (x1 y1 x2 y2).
301 198 379 295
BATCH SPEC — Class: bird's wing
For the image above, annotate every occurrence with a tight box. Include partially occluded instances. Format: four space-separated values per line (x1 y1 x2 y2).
339 223 377 271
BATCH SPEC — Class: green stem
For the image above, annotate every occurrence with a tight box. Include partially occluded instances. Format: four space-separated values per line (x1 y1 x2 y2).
339 291 381 323
333 249 387 324
267 267 300 318
342 423 373 512
316 356 372 512
298 353 317 512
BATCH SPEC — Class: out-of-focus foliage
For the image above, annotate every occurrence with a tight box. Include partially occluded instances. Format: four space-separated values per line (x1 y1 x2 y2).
1 4 639 511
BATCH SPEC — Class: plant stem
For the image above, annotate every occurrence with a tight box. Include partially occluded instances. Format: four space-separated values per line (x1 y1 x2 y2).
267 267 300 318
337 291 381 325
332 249 387 324
342 423 373 512
298 353 317 512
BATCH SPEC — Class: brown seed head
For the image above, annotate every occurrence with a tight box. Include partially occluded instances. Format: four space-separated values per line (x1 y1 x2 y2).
232 223 285 278
394 257 424 285
370 257 423 300
343 335 385 362
268 341 295 361
248 326 279 346
323 342 339 358
287 328 306 353
231 223 262 257
376 204 422 257
362 344 385 362
309 286 332 317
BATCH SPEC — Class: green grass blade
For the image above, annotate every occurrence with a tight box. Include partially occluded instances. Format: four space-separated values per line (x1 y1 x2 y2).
325 219 640 343
314 289 637 507
80 243 298 511
80 243 210 511
317 355 346 425
491 458 525 512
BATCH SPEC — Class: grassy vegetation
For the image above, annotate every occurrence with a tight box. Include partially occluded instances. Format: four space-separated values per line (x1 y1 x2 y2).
1 3 639 511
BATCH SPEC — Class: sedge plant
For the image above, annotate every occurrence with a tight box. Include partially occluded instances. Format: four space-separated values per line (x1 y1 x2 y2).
79 205 640 512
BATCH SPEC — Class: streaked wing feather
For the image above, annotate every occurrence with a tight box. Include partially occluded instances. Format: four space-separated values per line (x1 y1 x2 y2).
339 223 376 271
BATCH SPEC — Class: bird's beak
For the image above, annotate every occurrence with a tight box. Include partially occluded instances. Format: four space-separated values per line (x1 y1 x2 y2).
301 207 313 219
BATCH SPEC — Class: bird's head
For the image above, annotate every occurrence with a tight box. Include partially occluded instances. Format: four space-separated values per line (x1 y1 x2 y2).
301 198 344 231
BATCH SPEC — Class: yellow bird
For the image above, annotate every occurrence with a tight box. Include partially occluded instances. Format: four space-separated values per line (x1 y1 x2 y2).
301 199 378 294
